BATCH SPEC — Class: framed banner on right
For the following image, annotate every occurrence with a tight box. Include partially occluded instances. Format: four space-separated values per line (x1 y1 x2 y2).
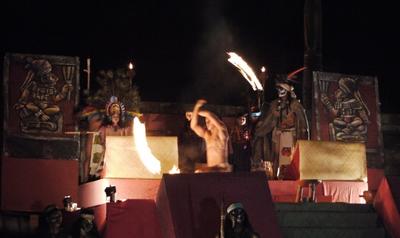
312 71 384 168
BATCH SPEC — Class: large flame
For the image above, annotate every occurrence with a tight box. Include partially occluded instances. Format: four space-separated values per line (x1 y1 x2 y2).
227 52 263 91
133 117 161 174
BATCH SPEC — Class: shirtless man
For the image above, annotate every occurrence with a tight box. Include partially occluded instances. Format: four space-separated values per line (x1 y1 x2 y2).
190 99 231 172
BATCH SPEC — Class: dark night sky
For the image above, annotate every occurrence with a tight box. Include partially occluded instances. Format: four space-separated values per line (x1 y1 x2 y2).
1 0 399 112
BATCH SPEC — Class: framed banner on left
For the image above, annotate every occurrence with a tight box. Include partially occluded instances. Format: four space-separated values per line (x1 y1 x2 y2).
2 53 80 159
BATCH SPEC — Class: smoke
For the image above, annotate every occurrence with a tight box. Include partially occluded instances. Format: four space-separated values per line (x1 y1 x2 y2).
179 1 248 106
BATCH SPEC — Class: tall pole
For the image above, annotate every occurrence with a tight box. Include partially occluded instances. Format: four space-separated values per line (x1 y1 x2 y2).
258 66 267 111
303 0 322 111
83 58 91 96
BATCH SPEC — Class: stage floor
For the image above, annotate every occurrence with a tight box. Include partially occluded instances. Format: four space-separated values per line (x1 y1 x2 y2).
79 175 370 208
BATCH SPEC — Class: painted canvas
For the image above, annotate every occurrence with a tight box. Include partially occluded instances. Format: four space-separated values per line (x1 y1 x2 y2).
312 71 383 167
2 53 80 159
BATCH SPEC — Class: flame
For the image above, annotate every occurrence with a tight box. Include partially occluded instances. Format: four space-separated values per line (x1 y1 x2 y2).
133 117 161 174
168 165 180 174
261 66 266 73
128 62 134 70
227 52 263 91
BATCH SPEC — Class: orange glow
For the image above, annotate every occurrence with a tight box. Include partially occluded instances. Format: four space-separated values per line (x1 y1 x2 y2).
227 52 263 91
133 117 161 174
168 165 180 174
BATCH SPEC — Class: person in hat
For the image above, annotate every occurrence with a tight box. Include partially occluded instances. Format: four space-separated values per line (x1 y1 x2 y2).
252 68 309 178
218 203 259 238
320 77 370 142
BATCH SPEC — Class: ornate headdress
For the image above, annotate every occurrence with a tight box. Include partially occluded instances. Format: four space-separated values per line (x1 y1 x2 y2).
105 96 126 117
275 67 307 99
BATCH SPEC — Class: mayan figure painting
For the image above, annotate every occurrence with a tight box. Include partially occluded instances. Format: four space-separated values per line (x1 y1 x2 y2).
3 53 79 135
312 71 384 167
2 53 80 159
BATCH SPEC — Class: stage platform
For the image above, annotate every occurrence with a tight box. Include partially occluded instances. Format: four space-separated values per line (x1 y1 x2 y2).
86 172 283 238
0 161 391 238
79 175 370 208
79 171 386 238
1 154 383 212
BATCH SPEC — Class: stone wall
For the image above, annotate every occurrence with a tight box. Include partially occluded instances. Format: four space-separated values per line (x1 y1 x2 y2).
139 101 246 117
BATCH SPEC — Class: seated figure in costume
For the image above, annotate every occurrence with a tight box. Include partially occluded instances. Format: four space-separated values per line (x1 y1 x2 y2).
253 68 309 178
320 77 370 142
217 203 260 238
190 99 232 172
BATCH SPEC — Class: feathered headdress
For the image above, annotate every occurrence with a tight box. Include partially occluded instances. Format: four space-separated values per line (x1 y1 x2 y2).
275 67 307 98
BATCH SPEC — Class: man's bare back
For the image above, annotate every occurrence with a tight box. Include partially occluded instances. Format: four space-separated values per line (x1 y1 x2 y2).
190 99 231 172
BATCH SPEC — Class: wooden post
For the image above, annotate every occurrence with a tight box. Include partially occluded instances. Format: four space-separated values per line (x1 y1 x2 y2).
303 0 322 111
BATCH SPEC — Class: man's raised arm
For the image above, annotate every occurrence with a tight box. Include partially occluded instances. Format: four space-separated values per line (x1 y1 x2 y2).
190 99 207 138
198 110 226 131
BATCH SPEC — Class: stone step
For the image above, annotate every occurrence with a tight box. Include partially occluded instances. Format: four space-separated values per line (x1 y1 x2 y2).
278 211 379 228
275 202 386 238
281 227 385 238
275 202 374 213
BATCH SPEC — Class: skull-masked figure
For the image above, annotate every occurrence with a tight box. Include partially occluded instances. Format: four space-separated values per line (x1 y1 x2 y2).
252 68 309 178
220 203 259 238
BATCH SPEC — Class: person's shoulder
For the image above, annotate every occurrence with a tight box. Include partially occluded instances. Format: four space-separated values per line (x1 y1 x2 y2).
290 99 305 109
